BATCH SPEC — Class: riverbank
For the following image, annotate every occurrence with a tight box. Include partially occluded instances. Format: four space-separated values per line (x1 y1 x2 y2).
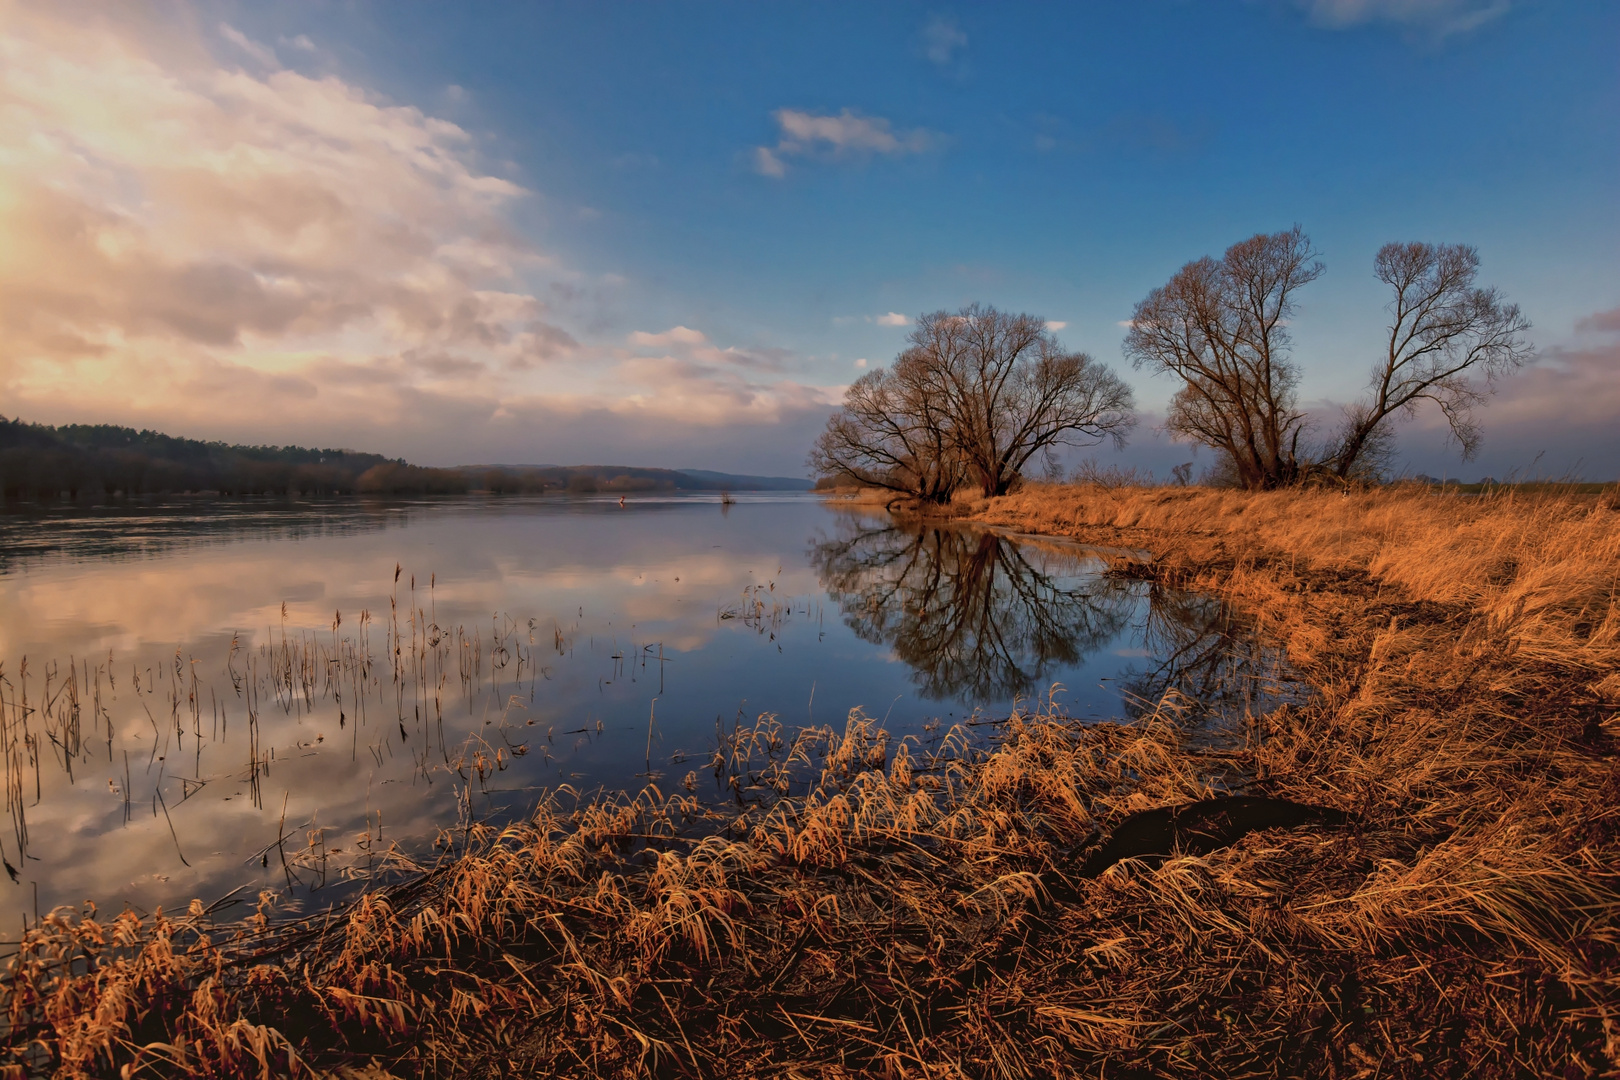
5 485 1616 1078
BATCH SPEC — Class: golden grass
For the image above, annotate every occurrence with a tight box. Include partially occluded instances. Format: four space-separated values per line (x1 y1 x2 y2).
5 484 1618 1077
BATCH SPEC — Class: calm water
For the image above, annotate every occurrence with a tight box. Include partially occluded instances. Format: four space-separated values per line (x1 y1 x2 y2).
0 493 1273 930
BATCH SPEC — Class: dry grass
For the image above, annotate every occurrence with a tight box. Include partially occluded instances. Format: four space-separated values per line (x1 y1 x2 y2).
5 484 1618 1078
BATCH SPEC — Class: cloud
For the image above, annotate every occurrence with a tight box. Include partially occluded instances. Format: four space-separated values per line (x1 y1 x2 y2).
219 22 278 67
1295 0 1512 36
0 11 540 390
1352 308 1620 479
1575 304 1620 336
753 146 787 178
922 15 968 66
753 109 936 177
834 313 911 327
1046 321 1068 331
855 358 868 368
629 326 709 347
0 7 846 472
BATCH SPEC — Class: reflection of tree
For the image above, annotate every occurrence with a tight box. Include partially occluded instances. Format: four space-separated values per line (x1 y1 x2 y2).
809 519 1135 702
1117 586 1286 722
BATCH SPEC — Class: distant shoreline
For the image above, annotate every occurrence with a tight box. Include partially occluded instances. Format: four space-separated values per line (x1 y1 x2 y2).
1 415 810 501
0 486 818 511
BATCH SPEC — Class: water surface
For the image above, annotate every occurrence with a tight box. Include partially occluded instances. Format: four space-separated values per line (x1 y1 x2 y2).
0 493 1275 928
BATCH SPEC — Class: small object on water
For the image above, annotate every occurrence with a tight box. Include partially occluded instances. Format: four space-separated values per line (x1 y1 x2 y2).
1072 796 1352 878
619 495 626 507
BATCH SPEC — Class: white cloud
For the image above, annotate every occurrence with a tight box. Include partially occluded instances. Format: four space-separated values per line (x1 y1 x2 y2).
1046 320 1068 331
753 146 787 178
777 109 929 154
218 23 278 67
1296 0 1511 36
753 109 936 177
875 312 910 327
629 326 708 347
855 358 868 368
922 16 968 66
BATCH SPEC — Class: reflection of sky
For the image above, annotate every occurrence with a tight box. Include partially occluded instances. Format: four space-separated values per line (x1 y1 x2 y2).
0 494 1169 930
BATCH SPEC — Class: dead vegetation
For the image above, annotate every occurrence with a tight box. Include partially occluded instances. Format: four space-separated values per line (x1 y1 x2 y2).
5 484 1618 1078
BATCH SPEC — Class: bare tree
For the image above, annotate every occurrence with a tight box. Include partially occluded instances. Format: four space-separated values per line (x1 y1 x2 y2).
1331 242 1533 479
809 354 967 501
812 305 1134 500
1124 226 1324 489
913 305 1136 497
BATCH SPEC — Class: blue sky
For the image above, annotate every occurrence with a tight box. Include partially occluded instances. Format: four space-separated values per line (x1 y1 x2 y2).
3 1 1616 478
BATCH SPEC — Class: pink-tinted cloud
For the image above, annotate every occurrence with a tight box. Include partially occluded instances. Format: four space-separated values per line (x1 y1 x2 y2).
1575 305 1620 336
0 6 836 474
1372 309 1620 479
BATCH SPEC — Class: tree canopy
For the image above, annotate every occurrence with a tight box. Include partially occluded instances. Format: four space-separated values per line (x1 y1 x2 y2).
811 305 1135 500
1125 228 1532 488
1124 226 1322 490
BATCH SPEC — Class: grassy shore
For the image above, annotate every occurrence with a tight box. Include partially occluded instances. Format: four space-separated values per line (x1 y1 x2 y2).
5 485 1617 1078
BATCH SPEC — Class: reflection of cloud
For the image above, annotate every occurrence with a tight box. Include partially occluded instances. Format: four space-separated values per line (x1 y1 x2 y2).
753 109 937 177
0 500 837 922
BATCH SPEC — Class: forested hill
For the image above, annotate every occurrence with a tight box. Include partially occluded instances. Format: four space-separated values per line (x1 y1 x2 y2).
0 417 809 499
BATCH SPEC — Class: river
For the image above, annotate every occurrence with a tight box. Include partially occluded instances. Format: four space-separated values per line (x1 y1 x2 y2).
0 492 1279 930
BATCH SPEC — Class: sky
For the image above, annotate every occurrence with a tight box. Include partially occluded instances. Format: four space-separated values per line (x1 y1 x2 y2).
1 0 1616 479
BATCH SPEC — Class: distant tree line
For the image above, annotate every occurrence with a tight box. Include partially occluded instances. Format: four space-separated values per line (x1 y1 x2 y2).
0 418 801 501
0 418 407 499
812 229 1532 495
